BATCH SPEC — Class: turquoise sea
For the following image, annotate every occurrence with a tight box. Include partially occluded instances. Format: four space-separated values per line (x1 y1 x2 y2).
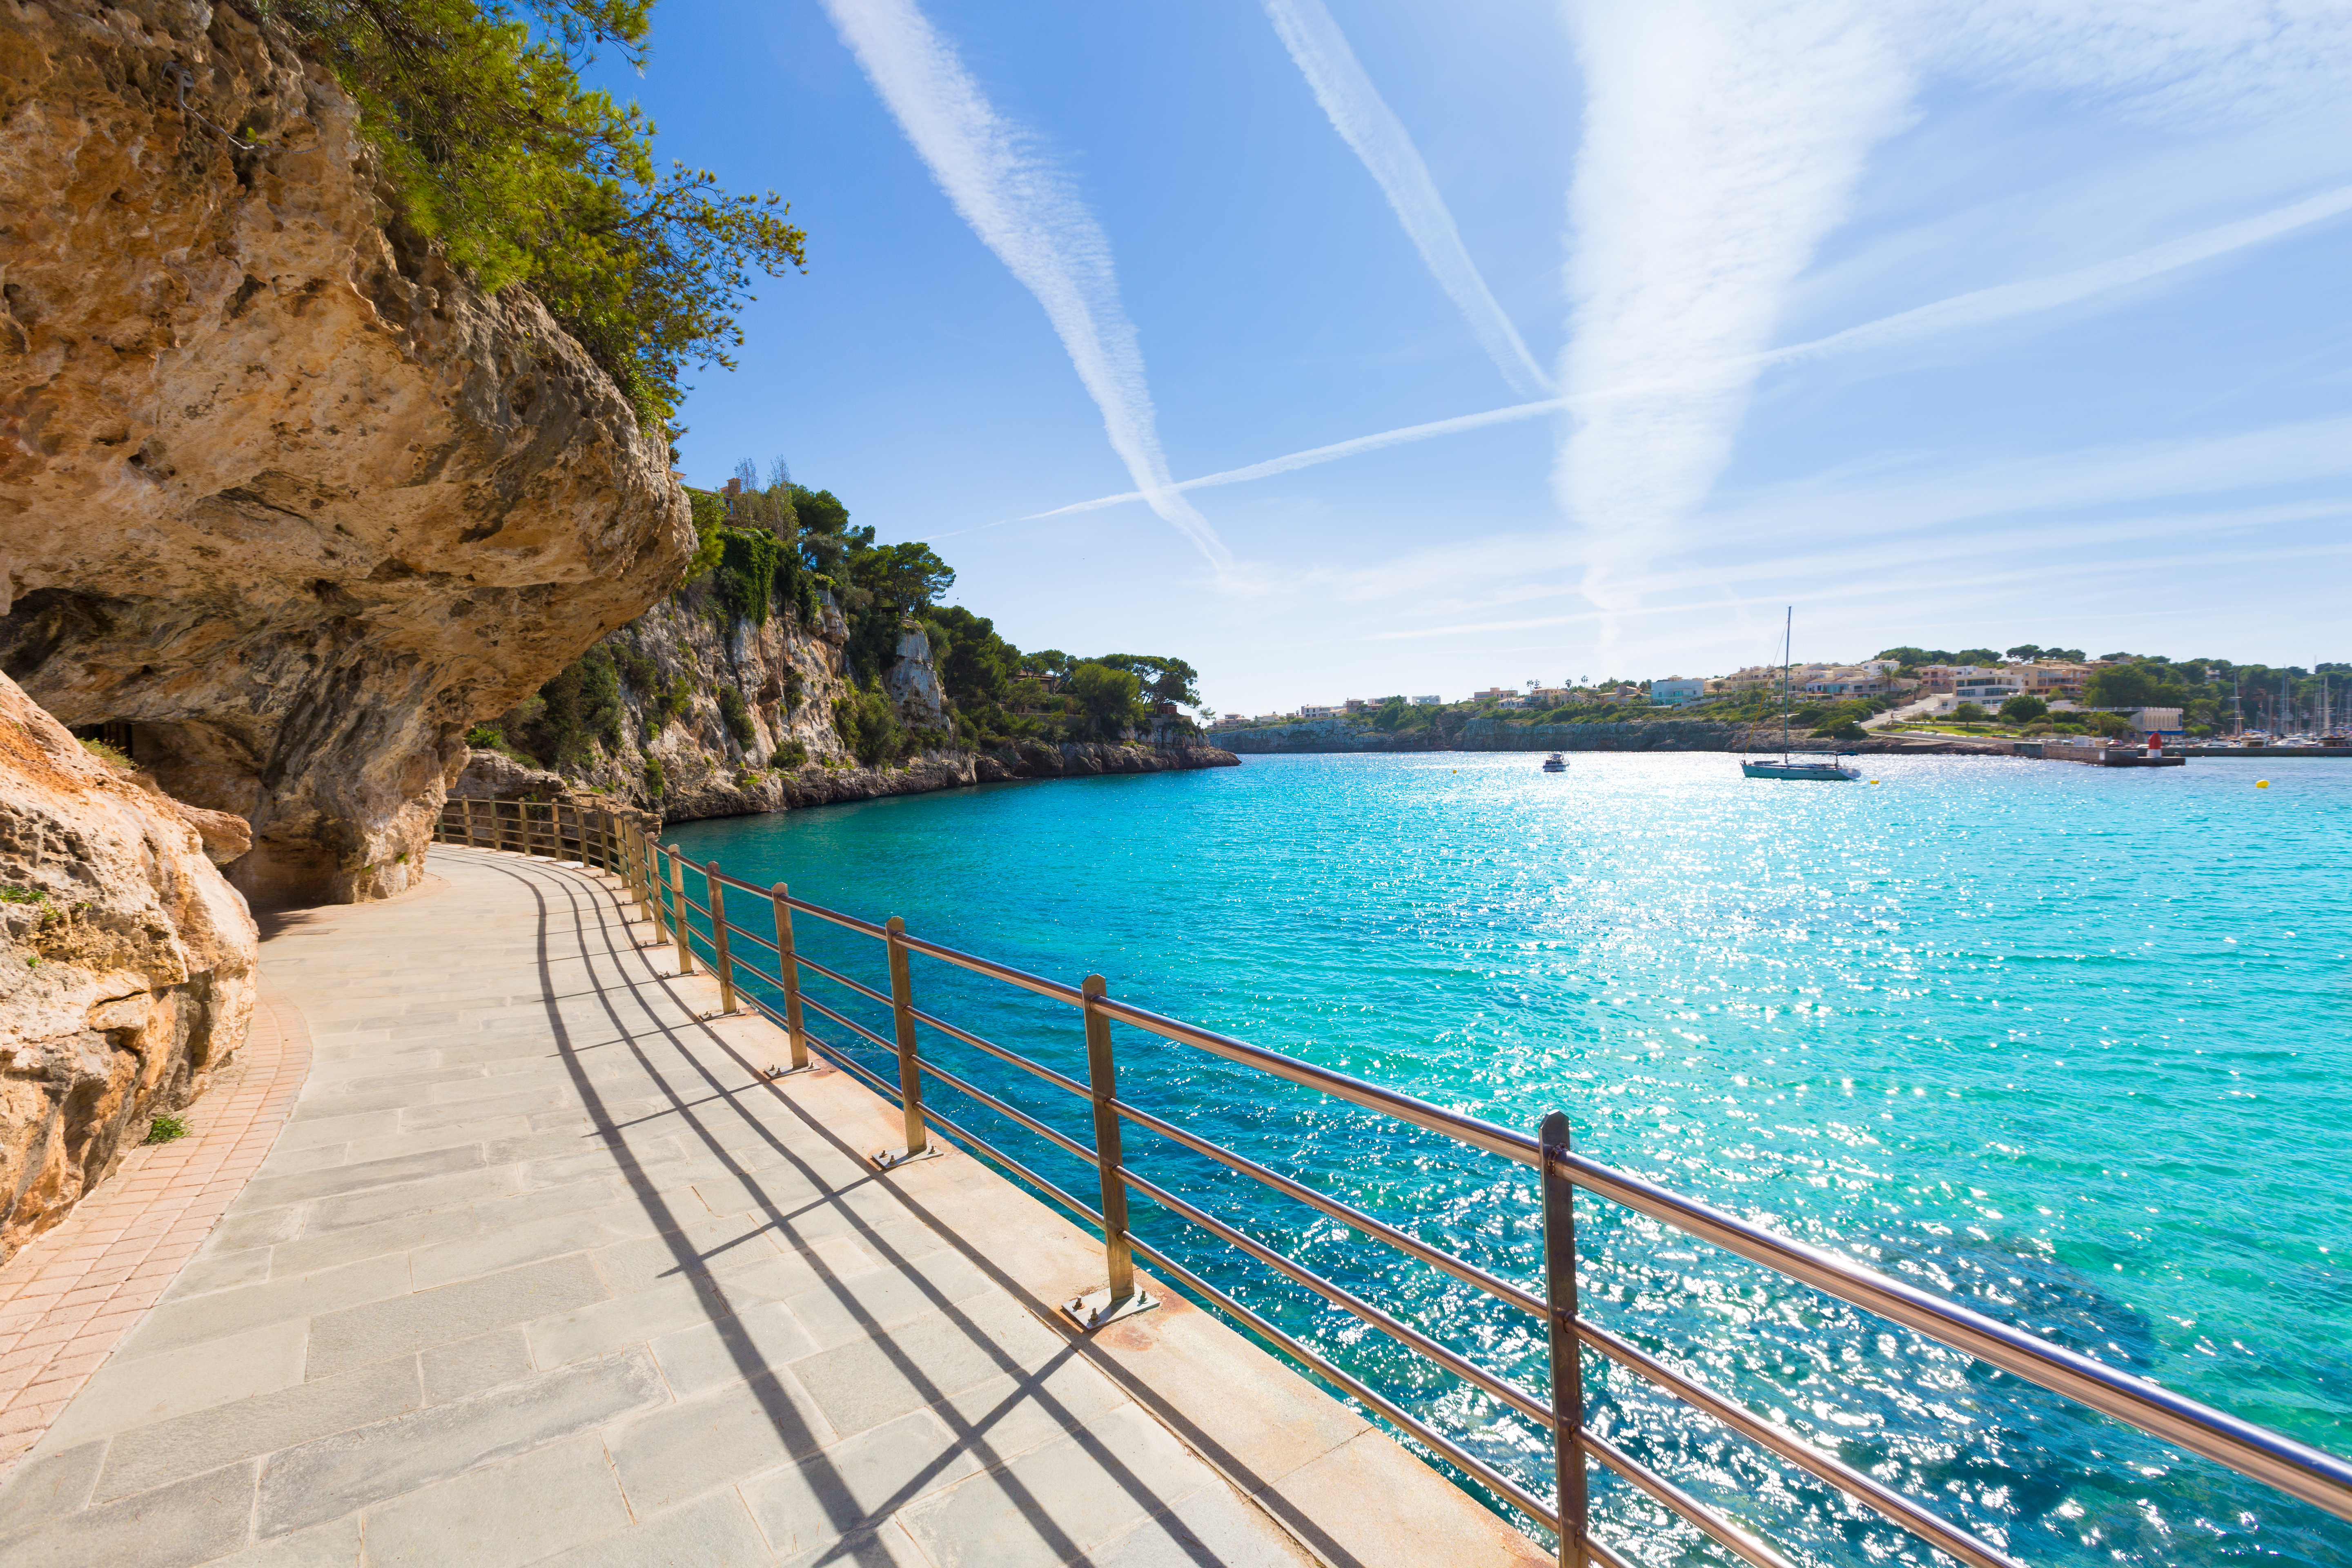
667 752 2351 1567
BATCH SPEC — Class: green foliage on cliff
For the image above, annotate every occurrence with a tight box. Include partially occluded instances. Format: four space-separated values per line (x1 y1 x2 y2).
506 643 624 769
832 684 904 767
716 684 755 749
714 529 780 626
1068 663 1143 742
272 0 806 424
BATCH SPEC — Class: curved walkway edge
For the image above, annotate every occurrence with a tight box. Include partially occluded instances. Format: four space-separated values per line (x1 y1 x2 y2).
0 971 313 1473
0 849 1542 1567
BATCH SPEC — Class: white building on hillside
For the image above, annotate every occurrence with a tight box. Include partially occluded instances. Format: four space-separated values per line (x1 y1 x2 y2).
1651 677 1704 705
1412 695 1442 706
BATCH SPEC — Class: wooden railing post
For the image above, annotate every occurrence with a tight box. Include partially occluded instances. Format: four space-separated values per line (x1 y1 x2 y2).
872 916 935 1168
666 846 694 973
1541 1110 1588 1568
706 862 738 1015
1065 974 1156 1329
463 796 481 849
772 882 810 1072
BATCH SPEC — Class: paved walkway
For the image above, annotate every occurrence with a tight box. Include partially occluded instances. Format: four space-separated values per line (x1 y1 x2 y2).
0 972 312 1472
0 848 1526 1567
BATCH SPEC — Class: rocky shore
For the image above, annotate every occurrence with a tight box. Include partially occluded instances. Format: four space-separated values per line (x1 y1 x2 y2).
454 739 1238 827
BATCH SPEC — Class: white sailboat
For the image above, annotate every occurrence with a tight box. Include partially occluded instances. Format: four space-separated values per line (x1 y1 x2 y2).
1742 607 1861 782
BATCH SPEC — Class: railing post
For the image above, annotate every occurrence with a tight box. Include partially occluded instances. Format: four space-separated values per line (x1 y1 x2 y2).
643 833 669 946
871 916 936 1168
463 796 481 849
771 883 811 1073
666 847 694 973
706 862 738 1015
1541 1110 1588 1568
1066 973 1157 1329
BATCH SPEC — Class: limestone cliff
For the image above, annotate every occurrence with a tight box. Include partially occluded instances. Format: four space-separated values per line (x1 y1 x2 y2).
0 673 257 1264
0 0 693 908
485 574 1236 823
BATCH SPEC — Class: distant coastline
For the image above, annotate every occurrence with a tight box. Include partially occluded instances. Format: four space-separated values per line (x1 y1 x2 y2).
1214 716 2013 756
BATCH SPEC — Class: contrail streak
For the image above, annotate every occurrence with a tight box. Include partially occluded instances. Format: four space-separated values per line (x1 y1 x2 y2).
1012 181 2352 523
817 0 1232 573
1263 0 1552 397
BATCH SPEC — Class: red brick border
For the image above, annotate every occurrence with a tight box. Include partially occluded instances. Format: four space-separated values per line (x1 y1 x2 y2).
0 976 312 1476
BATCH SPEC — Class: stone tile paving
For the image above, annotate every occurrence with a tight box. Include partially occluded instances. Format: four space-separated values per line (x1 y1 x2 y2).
0 848 1325 1567
0 973 312 1476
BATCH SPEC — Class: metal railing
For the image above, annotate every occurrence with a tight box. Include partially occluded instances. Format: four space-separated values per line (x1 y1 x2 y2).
433 800 2352 1566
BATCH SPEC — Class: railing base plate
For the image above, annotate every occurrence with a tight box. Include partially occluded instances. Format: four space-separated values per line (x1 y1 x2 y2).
1063 1287 1158 1331
871 1146 943 1171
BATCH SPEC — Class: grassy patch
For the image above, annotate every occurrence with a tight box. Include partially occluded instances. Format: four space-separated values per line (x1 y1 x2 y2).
146 1113 191 1145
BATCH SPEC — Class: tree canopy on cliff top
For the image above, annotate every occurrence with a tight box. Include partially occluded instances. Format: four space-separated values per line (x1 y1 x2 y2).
268 0 805 426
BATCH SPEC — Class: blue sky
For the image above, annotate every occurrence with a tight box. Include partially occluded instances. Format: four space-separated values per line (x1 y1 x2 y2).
595 1 2352 714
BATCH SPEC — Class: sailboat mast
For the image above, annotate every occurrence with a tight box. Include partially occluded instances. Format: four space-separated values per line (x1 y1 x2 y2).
1782 606 1792 760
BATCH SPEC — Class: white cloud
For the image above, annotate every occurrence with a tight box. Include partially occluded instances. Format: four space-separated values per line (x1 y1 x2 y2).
1555 0 1918 613
1263 0 1553 397
817 0 1232 574
1011 178 2352 525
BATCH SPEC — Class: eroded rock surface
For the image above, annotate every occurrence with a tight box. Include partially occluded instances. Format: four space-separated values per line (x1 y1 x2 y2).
0 0 693 908
0 673 257 1264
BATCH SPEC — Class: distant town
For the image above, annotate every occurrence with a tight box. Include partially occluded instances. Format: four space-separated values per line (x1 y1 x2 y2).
1210 647 2349 742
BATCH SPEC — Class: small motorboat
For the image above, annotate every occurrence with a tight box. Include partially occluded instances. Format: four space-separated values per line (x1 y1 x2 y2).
1541 753 1568 772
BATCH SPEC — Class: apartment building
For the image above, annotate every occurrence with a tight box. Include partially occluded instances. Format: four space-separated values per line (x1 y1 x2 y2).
1651 677 1705 705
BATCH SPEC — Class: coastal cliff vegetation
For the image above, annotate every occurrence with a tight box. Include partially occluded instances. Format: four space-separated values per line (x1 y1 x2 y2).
472 463 1210 804
265 0 806 424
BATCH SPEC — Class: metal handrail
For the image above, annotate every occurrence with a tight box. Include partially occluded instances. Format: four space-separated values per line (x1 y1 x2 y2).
430 807 2352 1566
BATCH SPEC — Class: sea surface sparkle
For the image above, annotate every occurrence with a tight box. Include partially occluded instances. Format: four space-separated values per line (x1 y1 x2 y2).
668 751 2350 1567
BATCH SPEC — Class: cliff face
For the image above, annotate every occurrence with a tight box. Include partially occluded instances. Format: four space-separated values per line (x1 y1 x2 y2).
0 673 257 1264
488 575 1236 824
0 0 694 908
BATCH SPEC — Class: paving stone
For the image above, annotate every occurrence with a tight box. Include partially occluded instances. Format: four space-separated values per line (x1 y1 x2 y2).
400 1091 571 1134
470 1179 628 1233
0 1457 257 1568
158 1245 274 1300
648 1300 823 1399
254 1347 665 1538
270 1110 401 1152
358 1431 629 1568
300 1164 525 1236
421 1329 535 1403
408 1207 639 1292
237 1144 487 1209
1080 1486 1314 1568
266 1207 477 1278
114 1254 412 1361
781 1248 994 1353
523 1275 727 1369
897 1405 1215 1568
306 1255 608 1379
786 1294 1066 1441
607 1369 835 1515
938 1357 1134 1466
585 1222 789 1296
739 1408 989 1556
527 1488 777 1568
339 1118 539 1167
93 1356 422 1503
773 1521 934 1568
254 1143 354 1178
39 1317 309 1449
197 1515 363 1567
0 1439 103 1533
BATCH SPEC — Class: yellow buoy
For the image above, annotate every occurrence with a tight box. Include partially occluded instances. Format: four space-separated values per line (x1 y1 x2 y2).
2257 780 2270 788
